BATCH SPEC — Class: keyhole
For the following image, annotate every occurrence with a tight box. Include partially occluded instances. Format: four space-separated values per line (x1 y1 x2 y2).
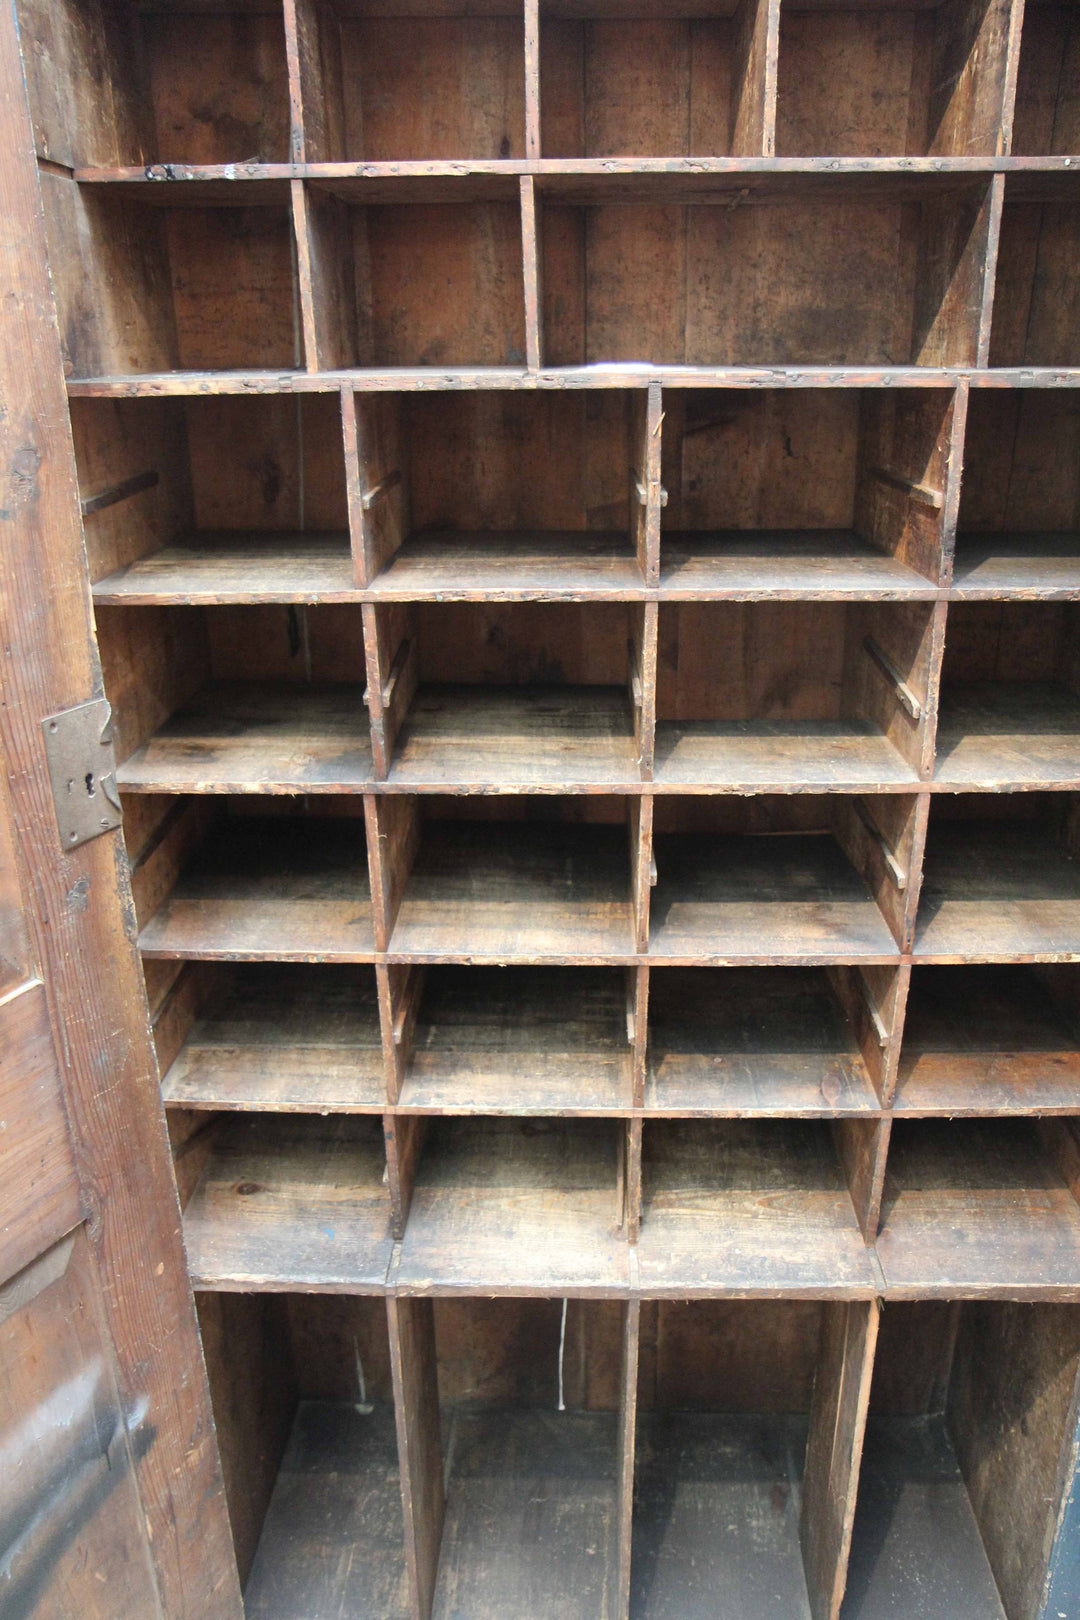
85 772 95 796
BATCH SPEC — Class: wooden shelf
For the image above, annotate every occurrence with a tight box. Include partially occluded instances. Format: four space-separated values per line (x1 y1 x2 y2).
388 685 639 791
368 531 646 601
184 1115 394 1291
395 1118 629 1294
949 534 1080 600
934 682 1080 788
654 720 919 793
843 1418 1008 1620
637 1120 877 1296
244 1403 409 1620
397 966 633 1114
389 821 637 963
650 832 899 964
139 817 375 962
659 532 938 601
895 966 1080 1116
645 968 881 1117
632 1413 814 1620
914 819 1080 961
876 1120 1080 1296
92 533 355 605
161 965 385 1113
432 1410 618 1620
118 683 373 794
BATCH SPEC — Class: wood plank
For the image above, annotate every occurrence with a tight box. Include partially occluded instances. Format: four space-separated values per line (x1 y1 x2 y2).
160 963 385 1111
396 1117 629 1294
368 530 645 600
184 1114 393 1290
650 831 900 964
914 817 1080 961
397 965 634 1114
388 820 637 962
645 967 880 1116
243 1403 410 1619
139 816 376 961
655 718 919 792
660 531 938 599
876 1119 1080 1296
637 1120 877 1296
950 533 1080 598
92 532 354 602
934 680 1080 787
387 1296 445 1620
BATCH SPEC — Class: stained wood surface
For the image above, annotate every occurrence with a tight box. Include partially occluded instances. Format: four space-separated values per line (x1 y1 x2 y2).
185 1114 393 1290
139 816 375 960
914 818 1080 960
645 968 880 1116
161 964 385 1111
654 719 919 793
950 533 1080 599
934 681 1080 787
660 531 938 599
896 966 1080 1114
369 530 646 599
637 1120 877 1296
93 533 355 603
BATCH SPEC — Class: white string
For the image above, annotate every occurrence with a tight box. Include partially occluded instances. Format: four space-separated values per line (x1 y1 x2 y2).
557 1298 568 1412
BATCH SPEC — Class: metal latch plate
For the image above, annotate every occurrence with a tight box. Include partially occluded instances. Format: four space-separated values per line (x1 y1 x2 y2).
41 699 123 851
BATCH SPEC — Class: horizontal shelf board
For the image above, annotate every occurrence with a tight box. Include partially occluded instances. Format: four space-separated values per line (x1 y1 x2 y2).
395 1117 630 1293
950 533 1080 599
636 1120 877 1295
934 682 1080 789
650 832 899 964
244 1403 409 1620
388 821 638 962
645 967 880 1116
654 718 919 792
388 685 639 790
876 1120 1080 1295
632 1413 812 1620
397 966 634 1114
92 532 355 604
895 966 1080 1115
139 817 375 962
659 530 938 600
536 167 992 209
368 530 647 600
118 683 373 794
161 965 386 1112
432 1409 618 1620
184 1115 393 1290
843 1417 1007 1620
914 820 1080 961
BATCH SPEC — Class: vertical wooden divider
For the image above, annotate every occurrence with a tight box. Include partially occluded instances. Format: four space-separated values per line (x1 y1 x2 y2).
617 1298 641 1620
630 795 654 954
835 1116 891 1243
800 1298 880 1620
524 0 541 159
367 794 421 956
388 1295 446 1620
732 0 781 155
976 172 1006 369
938 380 969 587
285 0 346 163
998 0 1029 157
364 602 419 777
520 176 544 371
342 386 368 585
293 180 356 371
633 383 663 587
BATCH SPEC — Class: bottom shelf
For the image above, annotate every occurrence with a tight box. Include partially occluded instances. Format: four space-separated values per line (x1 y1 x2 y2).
841 1417 1006 1620
244 1403 410 1620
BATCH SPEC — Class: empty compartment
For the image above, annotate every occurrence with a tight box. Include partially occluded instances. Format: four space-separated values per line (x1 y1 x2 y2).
645 966 893 1115
396 1118 631 1291
126 796 375 961
372 599 649 788
157 962 386 1113
83 394 353 605
935 602 1080 787
844 1300 1080 1619
896 964 1080 1113
197 1293 408 1617
637 1119 880 1291
776 0 1014 156
536 172 992 366
877 1118 1080 1292
655 600 933 789
16 0 290 169
915 792 1080 959
650 795 915 962
659 388 956 596
376 795 641 961
951 388 1080 597
539 0 774 158
357 389 649 597
40 180 299 378
990 173 1080 368
394 965 636 1114
1012 1 1080 155
632 1297 877 1619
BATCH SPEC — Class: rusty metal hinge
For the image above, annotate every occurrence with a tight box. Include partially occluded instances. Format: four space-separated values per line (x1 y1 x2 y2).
41 699 123 851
